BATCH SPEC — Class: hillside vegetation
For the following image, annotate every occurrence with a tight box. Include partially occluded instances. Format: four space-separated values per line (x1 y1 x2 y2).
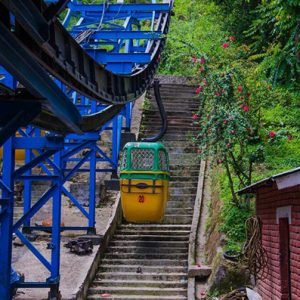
159 0 300 250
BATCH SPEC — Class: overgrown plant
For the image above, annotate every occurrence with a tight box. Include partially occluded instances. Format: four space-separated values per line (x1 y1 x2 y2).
191 50 265 206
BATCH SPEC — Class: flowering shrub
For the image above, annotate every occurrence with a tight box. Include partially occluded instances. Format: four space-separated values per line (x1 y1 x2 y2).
191 48 266 205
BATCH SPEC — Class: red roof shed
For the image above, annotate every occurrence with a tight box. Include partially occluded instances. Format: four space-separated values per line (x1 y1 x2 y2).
240 167 300 299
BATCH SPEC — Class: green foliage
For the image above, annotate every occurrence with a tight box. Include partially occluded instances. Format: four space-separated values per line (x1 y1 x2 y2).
159 0 227 76
220 200 253 244
213 0 261 41
215 0 300 86
161 0 300 254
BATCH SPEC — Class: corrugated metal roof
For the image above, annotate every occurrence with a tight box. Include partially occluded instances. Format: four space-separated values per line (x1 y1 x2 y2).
238 166 300 194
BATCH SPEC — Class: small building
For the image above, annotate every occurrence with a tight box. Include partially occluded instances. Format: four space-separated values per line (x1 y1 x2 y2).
239 167 300 300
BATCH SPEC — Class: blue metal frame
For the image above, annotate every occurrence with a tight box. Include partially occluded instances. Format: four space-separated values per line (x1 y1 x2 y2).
63 1 171 74
0 0 172 298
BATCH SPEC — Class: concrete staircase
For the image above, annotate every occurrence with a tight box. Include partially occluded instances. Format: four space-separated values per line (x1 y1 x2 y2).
87 83 200 299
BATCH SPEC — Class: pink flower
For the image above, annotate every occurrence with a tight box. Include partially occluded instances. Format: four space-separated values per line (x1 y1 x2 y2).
243 105 249 112
191 56 197 63
230 130 235 135
229 36 235 42
269 131 276 138
198 67 204 73
196 86 203 94
223 120 228 124
226 143 232 148
288 135 293 141
237 85 243 93
222 42 229 48
215 91 220 97
192 113 199 120
200 57 205 65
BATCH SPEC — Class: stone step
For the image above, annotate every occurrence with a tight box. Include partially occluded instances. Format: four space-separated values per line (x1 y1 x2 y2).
95 271 188 282
109 240 189 248
104 252 188 260
170 171 199 177
169 182 198 188
167 203 194 210
118 224 191 230
91 279 187 288
87 295 187 300
162 215 193 225
169 182 198 187
98 264 187 273
116 229 191 236
100 259 188 267
107 245 188 254
170 176 199 181
140 130 198 136
88 286 187 297
141 124 194 130
165 208 194 215
150 85 196 91
161 137 194 142
112 234 189 241
143 112 197 118
170 165 199 171
143 108 195 113
142 116 195 122
146 98 198 103
149 95 196 101
144 108 197 114
170 187 197 195
169 152 199 158
170 195 196 201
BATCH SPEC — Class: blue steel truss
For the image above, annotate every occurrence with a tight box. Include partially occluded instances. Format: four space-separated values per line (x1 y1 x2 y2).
0 0 172 299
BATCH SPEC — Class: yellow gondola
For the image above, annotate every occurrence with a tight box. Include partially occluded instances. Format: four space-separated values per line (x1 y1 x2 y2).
120 142 170 223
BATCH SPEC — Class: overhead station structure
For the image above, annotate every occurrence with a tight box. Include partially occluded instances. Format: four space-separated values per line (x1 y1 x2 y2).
0 0 173 299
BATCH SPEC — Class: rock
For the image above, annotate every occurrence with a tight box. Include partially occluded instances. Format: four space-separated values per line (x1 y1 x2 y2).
207 253 251 296
13 238 24 247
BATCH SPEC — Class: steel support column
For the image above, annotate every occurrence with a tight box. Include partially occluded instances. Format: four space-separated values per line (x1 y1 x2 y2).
0 137 15 300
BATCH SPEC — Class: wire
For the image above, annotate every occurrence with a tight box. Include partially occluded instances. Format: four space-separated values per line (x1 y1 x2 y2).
243 216 268 282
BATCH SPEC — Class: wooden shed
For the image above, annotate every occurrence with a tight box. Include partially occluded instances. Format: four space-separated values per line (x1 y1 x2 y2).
239 167 300 300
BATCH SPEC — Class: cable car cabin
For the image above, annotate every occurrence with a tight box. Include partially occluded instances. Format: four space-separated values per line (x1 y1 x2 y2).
120 142 170 223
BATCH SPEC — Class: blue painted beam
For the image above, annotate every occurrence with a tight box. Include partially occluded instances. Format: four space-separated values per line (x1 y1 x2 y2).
105 63 133 75
14 137 64 150
69 3 171 13
71 30 163 40
0 138 15 300
77 12 161 20
87 51 151 64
